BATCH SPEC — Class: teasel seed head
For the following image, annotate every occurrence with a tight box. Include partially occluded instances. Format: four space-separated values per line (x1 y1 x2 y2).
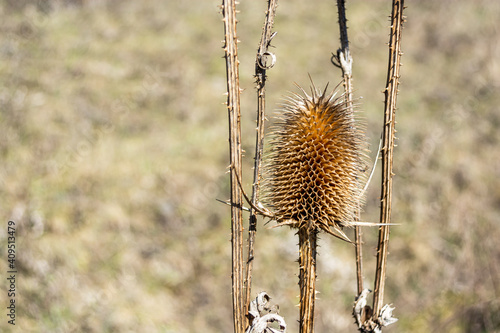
263 81 369 240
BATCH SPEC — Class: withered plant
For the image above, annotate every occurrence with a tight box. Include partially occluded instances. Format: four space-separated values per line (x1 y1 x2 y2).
334 1 406 331
221 0 245 332
263 84 369 332
220 1 406 332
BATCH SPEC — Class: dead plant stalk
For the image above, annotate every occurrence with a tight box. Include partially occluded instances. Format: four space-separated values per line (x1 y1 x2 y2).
334 0 365 297
372 0 405 321
245 0 279 315
221 0 245 332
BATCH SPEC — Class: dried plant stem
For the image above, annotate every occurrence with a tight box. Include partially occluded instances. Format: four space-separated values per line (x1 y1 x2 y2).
335 0 353 101
221 0 245 332
354 225 364 294
298 227 318 333
245 0 279 314
334 0 364 296
372 0 405 320
265 84 368 332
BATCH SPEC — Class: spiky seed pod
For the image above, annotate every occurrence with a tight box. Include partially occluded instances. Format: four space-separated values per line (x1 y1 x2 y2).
264 82 369 239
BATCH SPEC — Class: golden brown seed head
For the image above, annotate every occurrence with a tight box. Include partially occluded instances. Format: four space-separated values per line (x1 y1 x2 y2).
263 82 369 235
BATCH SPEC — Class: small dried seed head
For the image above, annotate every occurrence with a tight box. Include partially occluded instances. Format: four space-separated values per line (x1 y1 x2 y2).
263 82 369 235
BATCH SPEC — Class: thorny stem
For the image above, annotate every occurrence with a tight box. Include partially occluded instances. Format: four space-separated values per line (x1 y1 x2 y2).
335 0 364 296
354 226 364 295
245 0 279 316
299 227 318 333
221 0 245 332
372 0 405 322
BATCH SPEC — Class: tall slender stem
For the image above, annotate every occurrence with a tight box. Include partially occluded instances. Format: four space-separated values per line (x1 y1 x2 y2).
299 227 318 333
354 226 364 295
221 0 245 331
372 0 405 319
245 0 279 314
335 0 364 295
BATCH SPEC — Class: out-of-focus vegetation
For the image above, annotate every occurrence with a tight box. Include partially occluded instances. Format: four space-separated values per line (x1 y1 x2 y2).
0 0 498 332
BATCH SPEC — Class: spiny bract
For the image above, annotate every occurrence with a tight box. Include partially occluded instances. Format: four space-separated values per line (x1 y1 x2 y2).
264 82 369 238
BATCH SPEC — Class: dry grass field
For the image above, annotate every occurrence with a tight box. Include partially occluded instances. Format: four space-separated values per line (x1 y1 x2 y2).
0 0 499 332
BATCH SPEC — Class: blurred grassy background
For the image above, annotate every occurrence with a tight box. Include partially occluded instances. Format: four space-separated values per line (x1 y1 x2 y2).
0 0 499 332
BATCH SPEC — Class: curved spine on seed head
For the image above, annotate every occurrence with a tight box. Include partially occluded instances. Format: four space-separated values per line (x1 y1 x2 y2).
263 80 369 240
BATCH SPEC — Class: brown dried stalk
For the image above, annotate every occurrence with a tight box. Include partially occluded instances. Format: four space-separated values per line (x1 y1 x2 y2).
372 0 405 326
264 84 369 333
221 0 245 332
333 0 365 297
245 0 279 315
298 228 317 333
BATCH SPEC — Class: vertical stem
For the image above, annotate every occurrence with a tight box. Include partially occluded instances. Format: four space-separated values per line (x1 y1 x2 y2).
336 0 353 100
221 0 245 332
245 0 279 314
335 0 363 295
298 228 317 333
372 0 405 319
354 226 364 295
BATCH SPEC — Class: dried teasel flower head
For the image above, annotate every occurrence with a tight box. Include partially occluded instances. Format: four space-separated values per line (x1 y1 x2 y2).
263 81 369 240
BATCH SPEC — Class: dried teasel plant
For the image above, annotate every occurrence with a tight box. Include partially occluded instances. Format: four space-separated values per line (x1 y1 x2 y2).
332 1 405 331
221 0 245 331
261 82 370 332
263 82 369 241
221 0 405 332
220 0 280 331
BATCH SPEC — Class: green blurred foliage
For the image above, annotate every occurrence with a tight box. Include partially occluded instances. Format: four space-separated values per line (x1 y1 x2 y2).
0 0 498 332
